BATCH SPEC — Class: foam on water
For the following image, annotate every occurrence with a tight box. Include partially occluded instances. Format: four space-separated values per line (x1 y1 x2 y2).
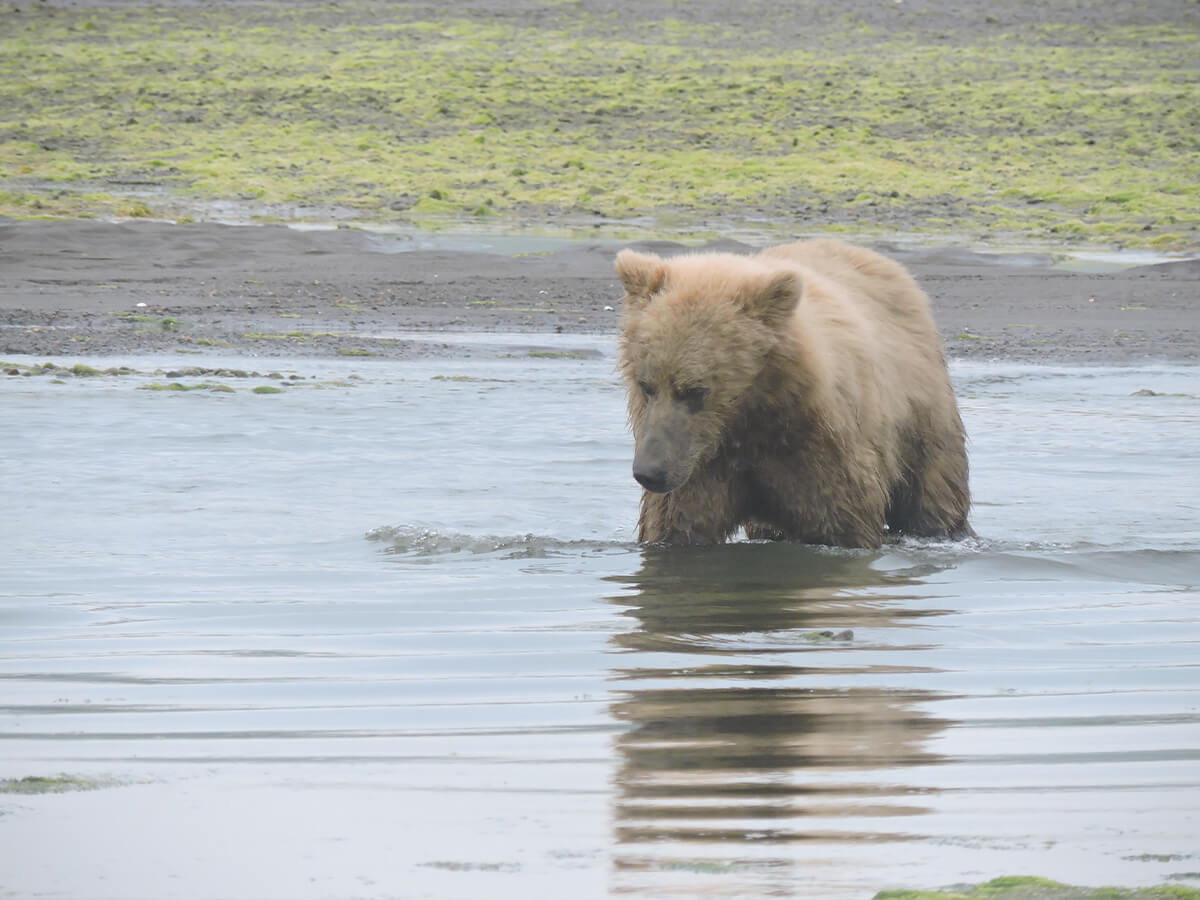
366 524 636 558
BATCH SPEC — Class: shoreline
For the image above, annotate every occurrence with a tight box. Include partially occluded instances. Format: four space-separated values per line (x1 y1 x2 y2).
2 219 1197 364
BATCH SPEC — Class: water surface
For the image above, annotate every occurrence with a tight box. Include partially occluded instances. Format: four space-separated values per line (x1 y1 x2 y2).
1 343 1197 899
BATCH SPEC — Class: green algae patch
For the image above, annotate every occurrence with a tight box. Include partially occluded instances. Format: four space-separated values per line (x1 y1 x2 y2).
0 5 1195 248
3 363 336 389
0 774 113 794
873 876 1200 900
419 861 521 873
657 860 741 874
252 385 284 394
526 350 591 359
803 628 854 642
431 374 512 383
138 381 234 392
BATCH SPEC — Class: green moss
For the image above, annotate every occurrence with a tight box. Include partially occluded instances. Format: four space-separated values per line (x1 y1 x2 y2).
410 196 464 216
431 374 511 382
0 7 1195 246
138 381 234 392
419 861 520 873
1150 232 1189 248
0 774 111 794
335 348 374 356
803 629 854 642
252 385 284 394
117 201 153 218
527 350 590 359
657 860 737 874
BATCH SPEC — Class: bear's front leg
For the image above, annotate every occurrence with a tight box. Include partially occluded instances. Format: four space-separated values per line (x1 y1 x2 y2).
764 457 888 549
636 471 738 545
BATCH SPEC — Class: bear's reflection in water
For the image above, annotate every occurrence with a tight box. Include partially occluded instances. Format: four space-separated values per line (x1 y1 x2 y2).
605 543 952 853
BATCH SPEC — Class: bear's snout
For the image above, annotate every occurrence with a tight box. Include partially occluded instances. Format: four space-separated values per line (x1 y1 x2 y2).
632 461 671 493
631 420 694 493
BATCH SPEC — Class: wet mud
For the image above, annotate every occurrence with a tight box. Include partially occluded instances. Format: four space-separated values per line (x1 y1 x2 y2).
2 220 1197 363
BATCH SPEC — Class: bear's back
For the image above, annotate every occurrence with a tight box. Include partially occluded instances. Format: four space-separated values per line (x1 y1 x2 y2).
760 238 941 355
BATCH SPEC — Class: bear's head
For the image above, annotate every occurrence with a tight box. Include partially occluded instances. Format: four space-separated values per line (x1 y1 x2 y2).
615 248 801 494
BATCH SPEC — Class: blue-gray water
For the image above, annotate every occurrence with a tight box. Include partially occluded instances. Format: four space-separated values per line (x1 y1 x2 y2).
1 340 1198 899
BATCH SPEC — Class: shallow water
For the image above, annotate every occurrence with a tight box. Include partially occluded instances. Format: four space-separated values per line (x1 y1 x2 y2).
1 342 1198 899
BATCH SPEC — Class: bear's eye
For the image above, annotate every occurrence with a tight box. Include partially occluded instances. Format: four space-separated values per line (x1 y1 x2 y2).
638 380 657 398
675 385 709 413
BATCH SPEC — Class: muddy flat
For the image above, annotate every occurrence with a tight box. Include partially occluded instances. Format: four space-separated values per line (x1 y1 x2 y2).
2 219 1197 363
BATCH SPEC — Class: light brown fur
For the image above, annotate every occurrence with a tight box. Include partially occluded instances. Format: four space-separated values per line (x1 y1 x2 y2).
615 238 971 548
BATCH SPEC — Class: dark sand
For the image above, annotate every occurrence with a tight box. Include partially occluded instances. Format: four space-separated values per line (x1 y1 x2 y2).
1 219 1196 363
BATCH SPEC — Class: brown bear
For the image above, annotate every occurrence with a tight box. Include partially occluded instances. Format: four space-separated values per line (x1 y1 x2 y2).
615 238 971 548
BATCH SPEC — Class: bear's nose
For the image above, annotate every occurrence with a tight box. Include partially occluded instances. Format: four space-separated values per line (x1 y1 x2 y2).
633 463 670 493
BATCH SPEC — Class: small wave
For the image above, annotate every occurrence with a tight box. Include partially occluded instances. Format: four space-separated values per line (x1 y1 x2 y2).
365 524 634 559
892 532 1196 558
886 531 1162 558
887 535 1199 587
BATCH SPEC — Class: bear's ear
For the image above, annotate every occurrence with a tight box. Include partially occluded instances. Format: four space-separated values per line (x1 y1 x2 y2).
740 269 801 329
615 249 667 309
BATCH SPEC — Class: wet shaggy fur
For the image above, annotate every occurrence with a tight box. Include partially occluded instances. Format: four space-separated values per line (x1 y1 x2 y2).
616 238 971 548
